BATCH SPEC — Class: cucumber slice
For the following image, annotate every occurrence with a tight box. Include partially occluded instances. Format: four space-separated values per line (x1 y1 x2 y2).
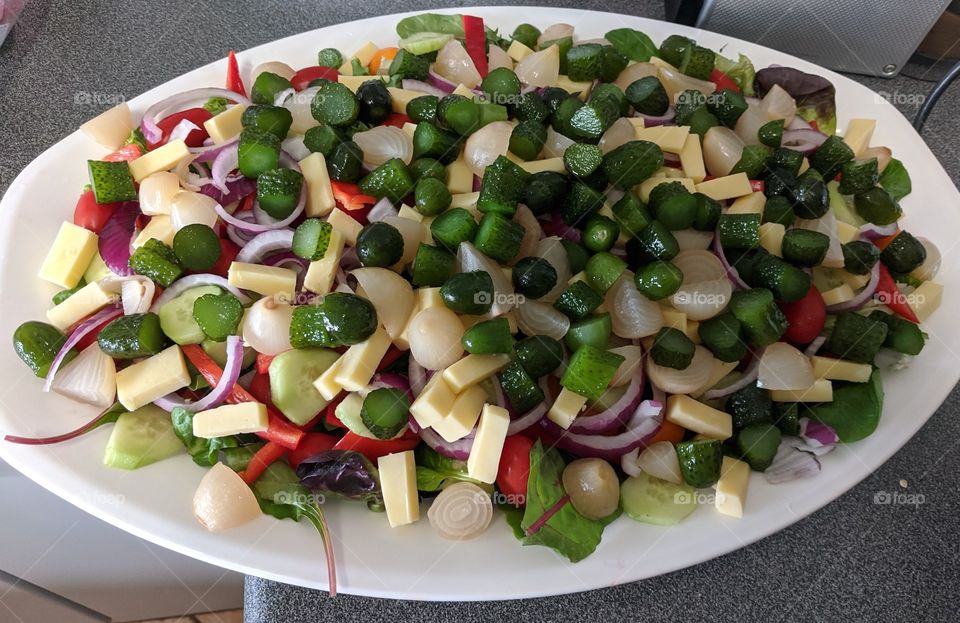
158 285 221 345
621 472 697 526
103 405 183 470
201 339 256 369
399 32 454 55
269 348 340 426
335 392 406 439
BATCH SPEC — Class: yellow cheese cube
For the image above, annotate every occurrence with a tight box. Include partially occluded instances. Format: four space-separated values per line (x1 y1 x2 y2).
446 155 473 194
662 309 687 334
820 283 854 306
338 41 378 74
507 39 534 62
908 281 942 322
637 176 696 202
38 222 99 288
378 451 420 527
431 384 486 443
450 191 480 210
727 191 766 215
547 387 588 429
518 157 566 174
836 221 860 244
695 172 752 200
401 122 417 140
227 262 297 301
303 229 345 295
387 87 426 114
627 117 646 131
692 360 739 398
132 214 176 249
770 379 833 402
759 222 785 257
555 75 593 100
115 345 190 411
666 394 732 440
46 282 117 331
842 119 876 157
79 102 133 150
410 373 457 429
128 139 190 182
313 354 345 401
193 402 268 438
811 356 872 383
467 404 511 483
442 354 511 393
634 125 690 153
203 104 247 143
452 83 475 98
300 152 336 217
138 171 181 216
338 74 383 93
799 157 810 174
327 208 363 246
334 326 392 392
715 456 750 518
397 204 422 222
679 133 706 182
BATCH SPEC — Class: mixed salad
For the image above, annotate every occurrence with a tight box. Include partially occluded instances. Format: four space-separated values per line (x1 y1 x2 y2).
7 12 945 593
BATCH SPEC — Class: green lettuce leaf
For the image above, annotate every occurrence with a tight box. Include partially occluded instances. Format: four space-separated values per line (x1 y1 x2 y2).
604 28 658 62
714 52 757 96
415 446 487 492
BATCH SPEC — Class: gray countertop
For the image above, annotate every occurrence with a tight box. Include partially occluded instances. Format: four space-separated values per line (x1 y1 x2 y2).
2 2 959 622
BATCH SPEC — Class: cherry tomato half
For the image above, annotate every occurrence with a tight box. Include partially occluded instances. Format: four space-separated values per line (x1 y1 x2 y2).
778 285 826 345
73 189 117 234
496 435 535 504
209 238 240 278
291 66 339 91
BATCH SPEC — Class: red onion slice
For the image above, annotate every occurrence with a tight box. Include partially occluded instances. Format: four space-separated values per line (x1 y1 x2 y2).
215 184 305 233
634 105 676 127
804 335 827 357
786 116 812 130
427 68 460 94
568 366 644 434
409 357 428 397
149 274 251 313
703 351 762 400
764 443 822 484
141 88 249 144
543 399 664 461
236 229 294 263
799 417 839 452
366 197 397 223
168 119 201 143
210 142 239 194
43 305 122 392
401 79 449 97
825 261 880 312
781 128 828 155
190 137 239 162
539 212 582 243
507 398 549 436
200 176 257 207
98 202 141 276
154 336 244 412
712 233 749 290
859 222 898 240
419 426 472 460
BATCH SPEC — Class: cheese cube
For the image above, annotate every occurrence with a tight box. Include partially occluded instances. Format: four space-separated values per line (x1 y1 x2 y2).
115 345 190 411
770 379 833 402
338 74 383 93
842 119 876 157
132 214 176 248
908 281 942 322
634 125 690 153
227 262 297 301
431 385 486 443
517 157 566 174
637 176 696 202
715 456 750 518
679 133 706 182
692 360 738 398
666 394 732 440
203 104 247 144
507 40 534 62
46 282 117 331
446 155 473 194
303 229 345 295
378 451 420 527
547 387 588 429
410 373 457 429
139 171 181 216
759 222 785 256
79 102 133 150
313 354 345 401
695 172 752 200
401 122 417 140
450 191 480 210
467 404 511 483
820 284 854 306
727 191 766 215
338 41 378 74
333 326 392 392
554 75 593 100
811 356 872 383
397 204 423 222
300 152 336 217
326 208 363 246
452 83 475 98
193 402 268 438
442 354 511 393
38 222 99 288
661 309 687 334
387 87 426 115
128 139 190 182
836 220 860 244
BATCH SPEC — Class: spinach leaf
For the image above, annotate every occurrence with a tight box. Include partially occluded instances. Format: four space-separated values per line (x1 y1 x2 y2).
170 407 239 467
809 369 883 442
415 446 487 492
397 13 466 38
604 28 658 62
518 440 610 562
755 66 837 135
501 503 526 540
879 158 912 201
714 52 757 96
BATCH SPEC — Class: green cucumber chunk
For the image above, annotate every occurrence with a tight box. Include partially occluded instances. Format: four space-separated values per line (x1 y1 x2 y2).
269 348 340 426
158 285 222 345
676 438 723 487
361 387 411 439
103 405 182 470
98 313 166 359
621 472 697 526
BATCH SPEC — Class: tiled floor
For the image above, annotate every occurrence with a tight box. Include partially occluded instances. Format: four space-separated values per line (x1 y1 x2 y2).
136 610 243 623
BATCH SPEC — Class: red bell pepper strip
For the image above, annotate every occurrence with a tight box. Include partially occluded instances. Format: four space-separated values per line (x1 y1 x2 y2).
240 441 287 485
325 393 348 429
376 345 404 372
750 180 765 193
330 181 377 211
808 119 819 132
333 431 420 462
226 50 246 96
288 432 339 470
462 15 489 78
709 68 740 93
875 263 919 322
103 144 142 162
256 353 275 375
181 344 304 449
290 66 339 91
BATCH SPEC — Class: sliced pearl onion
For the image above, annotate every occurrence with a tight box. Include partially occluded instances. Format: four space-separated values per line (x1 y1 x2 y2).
910 237 941 282
193 462 262 531
139 171 180 216
282 135 311 161
647 346 714 394
760 84 796 125
488 45 513 71
599 117 637 155
170 191 219 231
673 229 715 251
512 204 543 264
435 40 482 88
734 103 774 146
613 62 658 91
538 23 574 47
464 121 513 177
702 126 745 177
284 86 321 134
669 250 731 320
352 125 413 168
608 345 643 387
382 216 426 269
51 343 116 408
637 441 684 485
515 300 569 341
758 342 815 391
242 296 293 356
427 482 493 540
608 274 664 338
535 236 571 302
251 61 296 83
657 65 716 101
515 44 560 88
408 306 464 370
351 268 415 341
795 211 843 268
670 250 726 283
862 146 893 173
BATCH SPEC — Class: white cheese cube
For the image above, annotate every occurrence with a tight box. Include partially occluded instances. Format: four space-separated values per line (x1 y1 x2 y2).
313 355 345 401
203 104 247 144
517 157 566 175
115 345 190 411
446 155 473 194
507 40 534 62
303 229 345 295
431 385 486 443
554 75 593 100
327 208 363 246
132 215 176 249
770 379 833 402
811 356 872 383
38 222 100 288
842 119 876 157
679 133 706 182
452 83 475 98
759 222 785 256
378 451 420 527
547 387 588 429
397 204 423 222
467 404 511 483
387 87 426 114
334 326 392 392
410 373 457 429
227 262 297 301
338 41 378 74
715 456 750 518
727 191 766 215
300 152 337 217
908 281 942 322
665 394 732 440
338 75 383 93
128 139 190 182
193 402 268 438
46 282 117 331
695 172 753 201
634 125 690 153
442 354 511 393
